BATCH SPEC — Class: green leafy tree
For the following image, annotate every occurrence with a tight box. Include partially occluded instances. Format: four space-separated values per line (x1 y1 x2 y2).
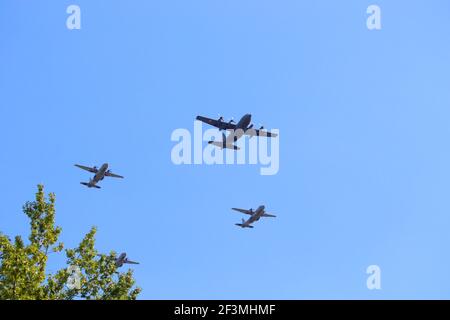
0 185 141 300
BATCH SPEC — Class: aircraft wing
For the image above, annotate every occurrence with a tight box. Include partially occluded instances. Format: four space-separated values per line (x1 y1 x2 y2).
232 208 253 215
196 116 237 131
262 213 277 218
245 129 278 138
75 164 98 173
105 172 124 179
125 260 140 265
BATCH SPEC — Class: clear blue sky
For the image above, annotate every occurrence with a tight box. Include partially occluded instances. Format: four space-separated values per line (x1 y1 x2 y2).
1 1 450 299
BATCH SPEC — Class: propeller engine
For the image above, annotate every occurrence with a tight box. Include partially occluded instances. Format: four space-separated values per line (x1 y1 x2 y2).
217 115 228 131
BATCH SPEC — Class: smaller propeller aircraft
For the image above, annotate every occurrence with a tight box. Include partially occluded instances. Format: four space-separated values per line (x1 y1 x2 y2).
74 163 124 189
114 252 140 268
97 252 140 268
232 205 276 229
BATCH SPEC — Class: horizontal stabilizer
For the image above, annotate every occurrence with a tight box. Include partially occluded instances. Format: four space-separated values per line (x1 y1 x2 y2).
235 223 254 229
80 182 101 189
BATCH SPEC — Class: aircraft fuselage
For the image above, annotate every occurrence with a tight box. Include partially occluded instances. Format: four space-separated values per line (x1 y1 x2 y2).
242 205 266 227
226 113 252 144
84 163 108 187
93 163 109 182
115 252 127 267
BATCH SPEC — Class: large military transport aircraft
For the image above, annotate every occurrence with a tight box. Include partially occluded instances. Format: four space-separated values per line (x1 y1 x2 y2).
196 114 278 150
